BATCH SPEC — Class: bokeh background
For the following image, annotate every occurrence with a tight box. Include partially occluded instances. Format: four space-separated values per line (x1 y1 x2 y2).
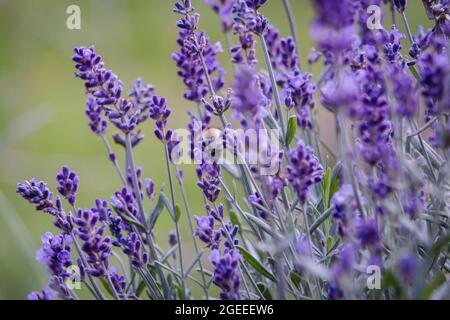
0 0 430 299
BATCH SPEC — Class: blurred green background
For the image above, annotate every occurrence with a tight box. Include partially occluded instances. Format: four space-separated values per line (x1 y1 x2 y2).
0 0 429 299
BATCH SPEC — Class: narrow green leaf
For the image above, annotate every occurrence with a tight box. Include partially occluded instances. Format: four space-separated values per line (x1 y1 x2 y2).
382 271 403 299
229 210 242 232
136 280 146 297
286 115 297 146
236 245 276 282
257 282 273 300
148 188 165 230
290 271 302 290
330 162 342 198
326 237 333 252
100 277 113 296
421 273 445 299
175 204 181 223
113 207 147 232
243 212 274 236
309 207 333 234
409 64 421 82
160 191 175 220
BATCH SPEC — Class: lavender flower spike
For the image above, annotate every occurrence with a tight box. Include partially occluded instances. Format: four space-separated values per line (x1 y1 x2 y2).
209 249 241 300
72 46 123 107
287 140 324 203
56 166 79 206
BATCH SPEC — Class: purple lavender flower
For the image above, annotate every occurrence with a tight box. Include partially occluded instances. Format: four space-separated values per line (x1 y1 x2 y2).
326 283 344 300
201 90 233 115
320 71 360 114
419 37 450 122
230 0 268 65
427 1 450 37
106 98 139 134
209 249 241 300
393 0 407 12
207 203 225 221
286 140 324 203
355 218 380 248
310 0 357 56
72 46 123 107
110 268 127 297
17 179 55 213
293 236 312 273
196 162 222 202
56 166 79 206
73 208 112 277
232 65 269 128
126 167 144 200
113 131 144 149
356 0 383 45
173 0 225 102
220 221 239 250
249 192 268 219
383 26 405 64
194 215 222 249
331 184 360 238
144 178 155 201
85 97 107 135
36 232 73 278
129 78 155 125
17 179 73 232
357 60 393 167
388 63 419 118
245 0 268 9
263 25 281 70
398 254 417 285
149 95 172 142
27 286 57 300
121 232 149 268
91 198 111 222
110 187 141 224
168 230 178 247
232 0 268 36
283 71 316 128
327 244 355 300
401 186 425 219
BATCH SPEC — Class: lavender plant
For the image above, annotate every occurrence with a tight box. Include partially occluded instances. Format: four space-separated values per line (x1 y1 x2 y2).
17 0 450 300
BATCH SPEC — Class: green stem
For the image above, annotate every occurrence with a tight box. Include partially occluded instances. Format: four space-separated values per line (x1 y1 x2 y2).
70 231 105 300
163 143 186 298
124 133 169 297
282 0 302 72
259 34 286 139
101 135 126 185
176 170 209 299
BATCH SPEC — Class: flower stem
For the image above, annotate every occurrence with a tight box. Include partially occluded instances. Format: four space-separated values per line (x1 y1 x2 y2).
163 143 186 299
101 135 126 185
176 169 209 299
282 0 302 72
400 11 415 47
124 133 169 297
259 34 287 139
70 231 105 300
